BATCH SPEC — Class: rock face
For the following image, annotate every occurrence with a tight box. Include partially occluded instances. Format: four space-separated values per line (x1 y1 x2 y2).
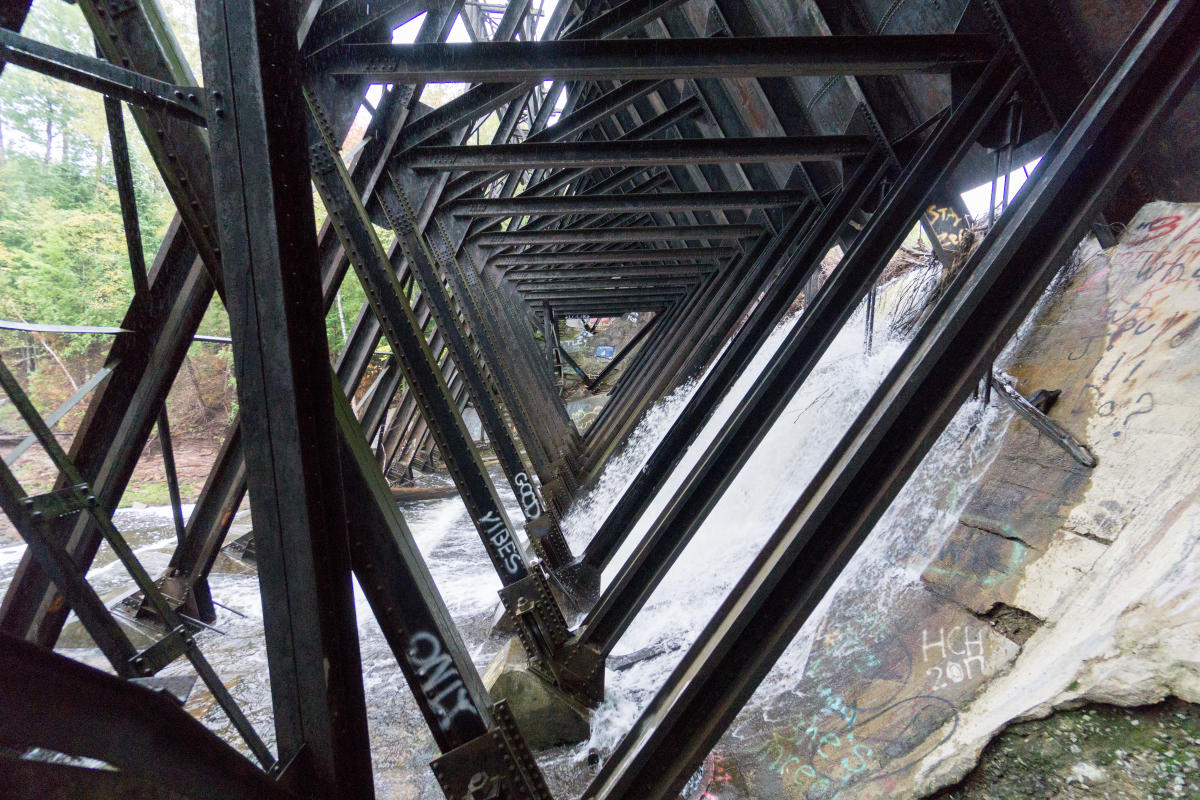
912 200 1200 795
926 699 1200 799
688 202 1200 800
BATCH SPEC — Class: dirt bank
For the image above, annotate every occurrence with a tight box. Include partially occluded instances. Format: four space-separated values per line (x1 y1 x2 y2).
1 435 221 545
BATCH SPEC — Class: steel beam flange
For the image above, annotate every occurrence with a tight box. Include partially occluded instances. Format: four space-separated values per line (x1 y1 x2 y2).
524 515 573 575
556 636 607 710
430 700 553 800
538 474 572 518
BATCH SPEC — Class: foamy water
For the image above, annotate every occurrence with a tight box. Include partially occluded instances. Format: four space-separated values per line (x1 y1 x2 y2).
0 267 1036 797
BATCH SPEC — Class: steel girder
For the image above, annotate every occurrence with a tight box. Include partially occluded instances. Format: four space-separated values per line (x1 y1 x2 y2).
474 223 762 246
568 53 1020 670
404 134 872 170
197 4 374 793
586 3 1200 794
319 34 996 82
0 28 206 124
509 266 716 282
518 288 693 304
497 246 732 266
449 189 809 217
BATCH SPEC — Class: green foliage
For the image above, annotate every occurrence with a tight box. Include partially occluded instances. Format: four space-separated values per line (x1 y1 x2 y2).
0 0 192 412
0 0 352 431
0 2 175 350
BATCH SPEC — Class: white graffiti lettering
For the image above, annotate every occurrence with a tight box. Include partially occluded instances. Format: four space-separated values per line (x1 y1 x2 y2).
923 626 987 689
479 510 523 574
407 632 478 731
515 472 542 519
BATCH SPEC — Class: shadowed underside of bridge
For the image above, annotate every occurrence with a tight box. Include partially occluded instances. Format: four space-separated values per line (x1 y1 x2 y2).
0 0 1197 798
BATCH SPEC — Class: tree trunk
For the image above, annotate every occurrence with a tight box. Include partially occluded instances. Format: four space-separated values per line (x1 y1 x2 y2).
18 315 78 392
43 117 53 168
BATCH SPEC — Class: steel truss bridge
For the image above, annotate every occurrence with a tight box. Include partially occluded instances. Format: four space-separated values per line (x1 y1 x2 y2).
0 0 1197 798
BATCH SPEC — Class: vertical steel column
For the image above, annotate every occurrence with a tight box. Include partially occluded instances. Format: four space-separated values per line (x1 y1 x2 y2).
197 4 372 795
97 79 192 555
544 303 556 367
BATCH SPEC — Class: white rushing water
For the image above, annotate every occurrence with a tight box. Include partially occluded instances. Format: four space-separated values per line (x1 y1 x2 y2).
0 273 1025 798
564 301 922 760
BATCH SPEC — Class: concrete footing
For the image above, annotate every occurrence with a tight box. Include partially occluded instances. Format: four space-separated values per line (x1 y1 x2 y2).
483 637 590 750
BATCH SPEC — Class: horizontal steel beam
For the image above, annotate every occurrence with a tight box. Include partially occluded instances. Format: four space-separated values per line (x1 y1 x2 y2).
520 287 691 299
518 288 691 302
508 267 714 281
473 224 761 246
0 28 206 125
449 190 808 217
494 247 732 266
538 303 671 316
319 35 996 82
405 135 871 170
515 275 703 290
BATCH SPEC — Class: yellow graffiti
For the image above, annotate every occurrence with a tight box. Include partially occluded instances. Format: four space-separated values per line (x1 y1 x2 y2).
925 204 966 248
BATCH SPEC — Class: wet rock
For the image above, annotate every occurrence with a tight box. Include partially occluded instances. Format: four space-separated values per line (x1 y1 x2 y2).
925 698 1200 799
913 203 1200 795
482 637 589 751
